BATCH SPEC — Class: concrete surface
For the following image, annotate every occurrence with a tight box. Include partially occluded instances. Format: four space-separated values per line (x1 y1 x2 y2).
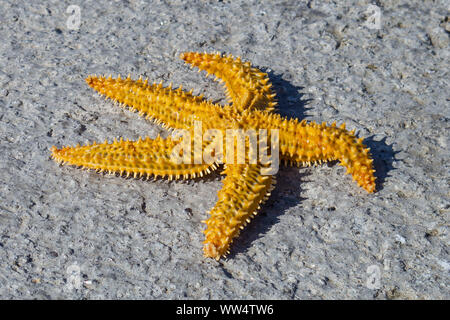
0 0 448 299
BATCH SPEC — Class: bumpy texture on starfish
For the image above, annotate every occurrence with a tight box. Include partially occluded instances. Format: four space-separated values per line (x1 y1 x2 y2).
51 52 376 260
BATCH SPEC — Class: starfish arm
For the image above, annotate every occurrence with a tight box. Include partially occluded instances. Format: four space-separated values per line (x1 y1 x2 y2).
242 111 376 193
180 52 277 112
86 75 225 131
51 136 217 180
202 164 275 259
280 120 376 193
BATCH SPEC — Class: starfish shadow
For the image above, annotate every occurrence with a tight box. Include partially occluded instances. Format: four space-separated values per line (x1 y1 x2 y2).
226 167 310 260
362 135 398 192
264 69 313 119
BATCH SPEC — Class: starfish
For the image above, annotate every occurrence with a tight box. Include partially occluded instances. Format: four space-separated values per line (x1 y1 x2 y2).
51 52 376 260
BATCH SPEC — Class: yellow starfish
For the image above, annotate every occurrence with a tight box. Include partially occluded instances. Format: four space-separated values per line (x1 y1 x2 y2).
51 52 376 260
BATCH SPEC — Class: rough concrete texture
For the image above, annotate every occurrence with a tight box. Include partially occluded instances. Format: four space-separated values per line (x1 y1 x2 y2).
0 0 448 299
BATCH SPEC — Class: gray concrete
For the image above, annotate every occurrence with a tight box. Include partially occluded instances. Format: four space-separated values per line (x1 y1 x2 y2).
0 0 448 299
